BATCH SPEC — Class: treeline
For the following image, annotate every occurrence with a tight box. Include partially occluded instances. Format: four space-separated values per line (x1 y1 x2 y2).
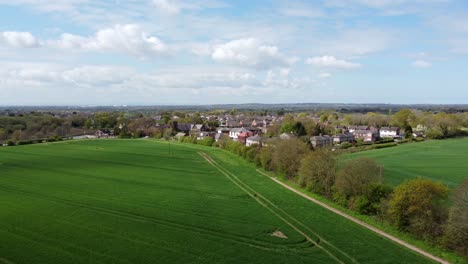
181 136 467 257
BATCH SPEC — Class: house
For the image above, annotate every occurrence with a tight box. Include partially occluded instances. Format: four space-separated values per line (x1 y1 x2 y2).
238 131 254 145
246 135 262 146
217 127 231 135
191 124 208 132
354 130 378 142
95 130 112 138
310 135 333 148
229 127 249 141
348 125 368 133
412 131 425 138
174 122 192 133
380 127 400 138
332 132 355 144
279 132 297 140
175 132 186 140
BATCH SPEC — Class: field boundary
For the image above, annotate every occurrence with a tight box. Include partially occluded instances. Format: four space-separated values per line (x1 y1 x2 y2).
256 169 450 264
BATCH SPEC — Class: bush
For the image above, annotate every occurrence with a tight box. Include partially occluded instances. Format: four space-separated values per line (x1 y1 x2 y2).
388 178 448 242
6 140 15 146
374 142 397 149
197 137 214 146
17 140 34 145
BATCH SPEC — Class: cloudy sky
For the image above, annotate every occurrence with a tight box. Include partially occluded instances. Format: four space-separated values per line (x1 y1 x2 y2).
1 0 467 105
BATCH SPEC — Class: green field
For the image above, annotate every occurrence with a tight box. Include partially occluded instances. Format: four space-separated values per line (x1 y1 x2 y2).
0 140 435 264
344 138 468 188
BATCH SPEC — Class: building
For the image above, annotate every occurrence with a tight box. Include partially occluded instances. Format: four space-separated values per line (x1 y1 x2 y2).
354 130 378 142
348 125 368 133
238 131 254 145
246 135 262 146
229 127 250 141
332 132 355 144
310 135 333 148
379 127 400 138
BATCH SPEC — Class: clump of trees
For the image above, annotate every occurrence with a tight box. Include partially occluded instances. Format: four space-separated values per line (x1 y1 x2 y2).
388 178 448 242
208 137 466 257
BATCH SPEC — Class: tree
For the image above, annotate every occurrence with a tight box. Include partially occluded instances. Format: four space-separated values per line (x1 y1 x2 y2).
0 128 5 141
11 130 21 142
336 158 383 197
392 109 416 128
298 149 336 196
271 138 308 178
442 179 468 255
388 178 448 241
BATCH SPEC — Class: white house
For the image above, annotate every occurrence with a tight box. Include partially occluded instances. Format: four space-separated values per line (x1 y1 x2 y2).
379 127 400 138
229 127 249 141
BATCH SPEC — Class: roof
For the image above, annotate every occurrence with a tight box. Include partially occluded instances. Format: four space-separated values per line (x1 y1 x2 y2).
177 123 193 131
380 127 399 131
238 132 252 137
231 127 249 133
247 135 261 141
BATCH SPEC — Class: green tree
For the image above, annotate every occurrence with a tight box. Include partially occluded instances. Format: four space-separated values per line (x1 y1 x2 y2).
388 178 448 241
335 157 384 197
298 149 336 196
392 109 416 128
442 179 468 256
11 130 21 142
271 138 308 178
0 128 5 141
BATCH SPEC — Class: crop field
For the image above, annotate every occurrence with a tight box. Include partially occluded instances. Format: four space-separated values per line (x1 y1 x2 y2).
0 140 434 264
344 138 468 188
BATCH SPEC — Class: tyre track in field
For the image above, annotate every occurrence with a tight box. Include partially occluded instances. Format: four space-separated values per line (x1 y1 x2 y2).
0 258 15 264
199 152 353 264
0 186 309 255
256 169 451 264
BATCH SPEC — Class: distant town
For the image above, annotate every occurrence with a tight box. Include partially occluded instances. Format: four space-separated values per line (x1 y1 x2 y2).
1 104 466 149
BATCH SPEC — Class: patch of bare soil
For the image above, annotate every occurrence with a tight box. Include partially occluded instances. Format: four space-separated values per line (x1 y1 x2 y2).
271 230 288 239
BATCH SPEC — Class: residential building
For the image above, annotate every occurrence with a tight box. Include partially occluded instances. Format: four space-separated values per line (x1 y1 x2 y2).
332 132 355 144
310 135 333 148
380 127 400 138
246 135 262 146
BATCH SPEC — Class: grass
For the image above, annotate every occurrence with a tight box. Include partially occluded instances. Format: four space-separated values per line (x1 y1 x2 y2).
343 138 468 188
0 139 439 264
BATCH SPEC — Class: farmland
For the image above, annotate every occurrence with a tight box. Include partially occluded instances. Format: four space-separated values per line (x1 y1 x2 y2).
0 140 434 264
344 138 468 188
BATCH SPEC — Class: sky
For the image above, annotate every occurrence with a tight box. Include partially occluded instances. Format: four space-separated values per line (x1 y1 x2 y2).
0 0 467 106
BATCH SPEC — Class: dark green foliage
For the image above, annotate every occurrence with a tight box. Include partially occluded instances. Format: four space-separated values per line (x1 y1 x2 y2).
388 178 448 242
441 179 468 256
298 149 336 196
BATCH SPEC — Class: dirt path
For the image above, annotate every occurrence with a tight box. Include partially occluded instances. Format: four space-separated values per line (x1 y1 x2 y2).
256 169 450 264
198 152 349 264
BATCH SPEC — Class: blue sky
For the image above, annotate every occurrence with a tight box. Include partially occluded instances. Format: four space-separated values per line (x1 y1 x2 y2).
0 0 467 105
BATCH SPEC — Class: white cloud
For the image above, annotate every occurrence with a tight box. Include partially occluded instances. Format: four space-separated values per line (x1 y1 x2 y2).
313 29 393 57
281 8 324 18
153 0 181 14
412 60 432 68
49 24 167 58
152 0 229 15
0 0 87 12
1 31 39 48
306 55 361 69
318 72 332 78
211 38 296 70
